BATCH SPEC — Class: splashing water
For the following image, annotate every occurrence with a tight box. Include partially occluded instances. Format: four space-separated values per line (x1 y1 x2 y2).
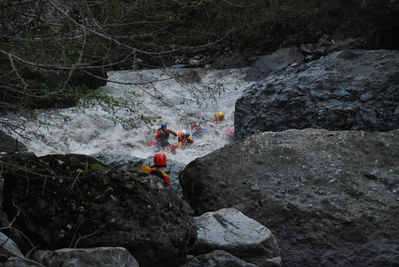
2 67 252 165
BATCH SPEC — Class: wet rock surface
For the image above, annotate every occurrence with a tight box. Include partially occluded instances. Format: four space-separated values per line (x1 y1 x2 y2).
33 247 139 267
180 129 399 266
235 50 399 140
245 47 305 81
2 153 196 267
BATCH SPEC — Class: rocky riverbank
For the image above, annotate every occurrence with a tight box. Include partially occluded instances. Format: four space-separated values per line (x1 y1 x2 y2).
1 46 399 266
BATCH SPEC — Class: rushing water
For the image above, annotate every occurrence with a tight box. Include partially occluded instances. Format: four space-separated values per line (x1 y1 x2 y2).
2 67 253 165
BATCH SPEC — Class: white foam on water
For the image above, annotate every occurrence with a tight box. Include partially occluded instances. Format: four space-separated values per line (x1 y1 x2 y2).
2 67 253 165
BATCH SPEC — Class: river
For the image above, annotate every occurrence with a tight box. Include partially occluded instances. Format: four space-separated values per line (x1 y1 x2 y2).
3 67 253 166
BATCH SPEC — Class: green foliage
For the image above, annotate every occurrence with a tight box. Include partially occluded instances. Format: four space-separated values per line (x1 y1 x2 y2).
76 162 104 173
90 163 105 170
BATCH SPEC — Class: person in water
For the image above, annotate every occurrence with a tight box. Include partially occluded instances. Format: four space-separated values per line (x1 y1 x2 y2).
177 130 193 149
191 122 208 139
139 152 171 186
155 123 177 150
211 112 227 125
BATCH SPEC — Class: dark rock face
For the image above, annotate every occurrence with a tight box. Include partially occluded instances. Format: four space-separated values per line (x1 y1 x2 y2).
0 131 28 237
235 50 399 140
31 68 108 109
0 65 108 111
245 47 305 81
2 154 196 267
179 129 399 266
45 68 107 95
0 131 27 154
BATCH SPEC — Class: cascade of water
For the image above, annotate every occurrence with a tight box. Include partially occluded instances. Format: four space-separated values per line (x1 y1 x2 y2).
1 67 253 165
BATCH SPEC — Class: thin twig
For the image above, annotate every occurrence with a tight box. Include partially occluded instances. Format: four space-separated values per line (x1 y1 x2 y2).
69 172 81 190
73 224 106 248
8 54 28 90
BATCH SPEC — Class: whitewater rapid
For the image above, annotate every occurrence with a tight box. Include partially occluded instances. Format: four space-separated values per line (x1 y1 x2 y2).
3 67 253 165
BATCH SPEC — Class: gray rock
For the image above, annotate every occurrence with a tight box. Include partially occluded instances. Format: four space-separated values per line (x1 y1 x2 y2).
175 57 184 64
194 208 280 266
33 247 139 267
173 64 187 69
245 47 305 81
189 58 201 67
236 50 399 140
0 233 26 267
299 44 315 55
181 250 258 267
331 37 365 51
180 129 399 266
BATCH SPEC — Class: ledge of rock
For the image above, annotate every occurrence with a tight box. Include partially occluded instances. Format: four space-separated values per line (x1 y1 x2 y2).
180 128 399 266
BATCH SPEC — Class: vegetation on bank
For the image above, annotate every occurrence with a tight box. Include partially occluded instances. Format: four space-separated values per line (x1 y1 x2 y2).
0 0 398 115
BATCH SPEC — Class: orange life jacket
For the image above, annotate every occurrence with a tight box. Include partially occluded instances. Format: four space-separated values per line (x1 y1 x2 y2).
139 165 171 186
212 114 226 124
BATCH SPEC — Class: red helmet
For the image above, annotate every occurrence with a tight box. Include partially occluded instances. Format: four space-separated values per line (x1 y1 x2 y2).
154 153 167 167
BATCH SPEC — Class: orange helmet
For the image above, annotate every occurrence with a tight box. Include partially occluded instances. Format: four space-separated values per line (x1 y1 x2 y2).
154 153 167 167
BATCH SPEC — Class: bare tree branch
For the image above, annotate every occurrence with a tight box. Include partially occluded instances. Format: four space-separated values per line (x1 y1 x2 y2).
0 49 90 70
8 54 28 90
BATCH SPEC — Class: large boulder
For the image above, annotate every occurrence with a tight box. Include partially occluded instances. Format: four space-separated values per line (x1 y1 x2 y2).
194 208 280 266
235 50 399 140
179 129 399 266
2 154 196 267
